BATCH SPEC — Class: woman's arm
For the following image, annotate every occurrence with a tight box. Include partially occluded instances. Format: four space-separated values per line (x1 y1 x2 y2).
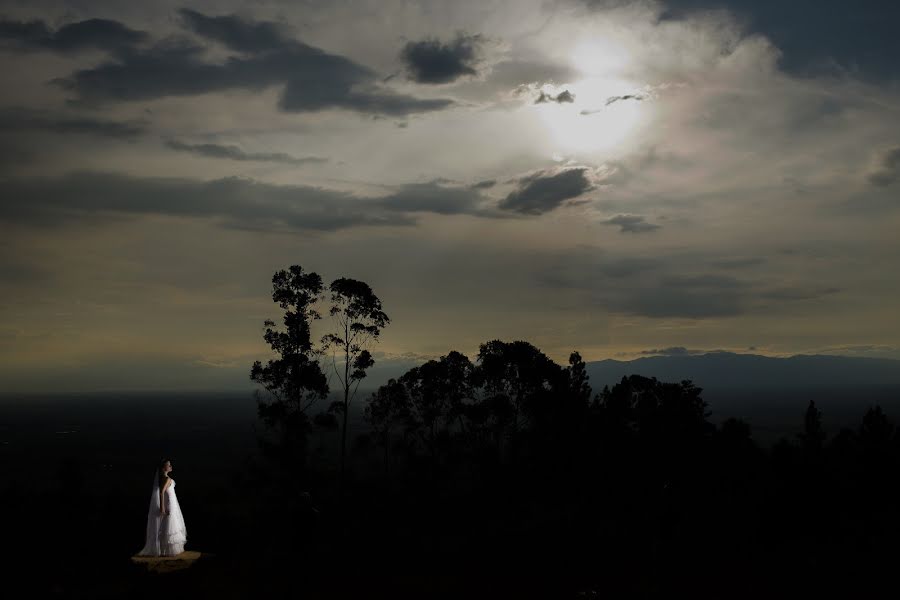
159 479 171 515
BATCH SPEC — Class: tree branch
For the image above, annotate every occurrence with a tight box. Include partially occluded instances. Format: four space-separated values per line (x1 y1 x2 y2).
331 350 345 388
301 394 320 413
348 377 362 407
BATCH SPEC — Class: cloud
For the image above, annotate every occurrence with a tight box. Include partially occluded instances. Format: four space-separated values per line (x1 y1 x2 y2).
0 17 148 54
535 89 575 103
600 214 661 233
471 179 497 189
531 248 749 318
375 180 496 216
498 167 595 215
604 93 647 106
400 32 486 84
164 140 327 165
280 81 453 116
0 107 146 139
638 346 706 356
178 9 292 53
0 171 505 231
809 345 900 360
651 0 900 81
47 11 455 117
605 273 746 318
0 172 409 231
867 147 900 187
580 85 672 114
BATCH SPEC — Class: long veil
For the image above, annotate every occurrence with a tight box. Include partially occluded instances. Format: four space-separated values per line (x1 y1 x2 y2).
137 471 162 556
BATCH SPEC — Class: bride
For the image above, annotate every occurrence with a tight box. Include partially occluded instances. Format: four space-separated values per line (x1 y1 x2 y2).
137 459 188 556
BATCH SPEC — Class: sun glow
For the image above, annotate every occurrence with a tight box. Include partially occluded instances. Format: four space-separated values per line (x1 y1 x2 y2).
529 36 647 155
531 77 646 155
570 38 634 77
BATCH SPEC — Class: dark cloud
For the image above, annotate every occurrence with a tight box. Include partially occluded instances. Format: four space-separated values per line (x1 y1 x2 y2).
375 180 495 216
532 248 748 318
400 32 485 84
164 140 327 165
600 214 661 233
580 93 648 115
605 93 646 106
0 107 146 139
471 179 496 189
280 79 453 115
0 172 410 231
610 274 745 318
535 89 575 104
575 1 900 80
0 171 505 231
581 88 663 115
498 167 594 215
178 9 291 53
642 0 900 81
533 255 661 290
867 147 900 187
47 11 454 117
0 17 148 54
639 346 706 356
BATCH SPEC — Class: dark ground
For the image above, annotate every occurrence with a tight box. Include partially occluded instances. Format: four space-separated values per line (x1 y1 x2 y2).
3 387 900 598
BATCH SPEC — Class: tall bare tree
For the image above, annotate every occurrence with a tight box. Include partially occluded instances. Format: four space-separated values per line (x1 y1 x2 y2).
319 277 390 495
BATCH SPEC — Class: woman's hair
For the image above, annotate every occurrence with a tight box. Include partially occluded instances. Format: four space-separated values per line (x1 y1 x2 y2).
157 458 170 491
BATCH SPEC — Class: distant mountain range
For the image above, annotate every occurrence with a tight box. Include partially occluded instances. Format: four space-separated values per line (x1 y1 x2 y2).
354 351 900 397
15 351 897 401
582 352 900 393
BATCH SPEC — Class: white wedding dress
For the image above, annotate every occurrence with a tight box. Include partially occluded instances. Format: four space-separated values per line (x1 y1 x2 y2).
137 474 188 556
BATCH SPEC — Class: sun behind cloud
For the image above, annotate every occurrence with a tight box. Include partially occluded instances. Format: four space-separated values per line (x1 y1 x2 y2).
528 37 649 155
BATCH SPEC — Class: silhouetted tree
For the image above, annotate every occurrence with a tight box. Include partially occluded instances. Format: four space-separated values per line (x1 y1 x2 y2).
716 417 755 453
858 405 895 454
567 350 593 407
799 399 825 456
397 350 477 469
595 374 711 442
527 350 593 472
856 405 897 494
249 265 330 487
364 377 413 478
713 417 762 493
319 277 390 496
471 339 567 464
590 374 713 505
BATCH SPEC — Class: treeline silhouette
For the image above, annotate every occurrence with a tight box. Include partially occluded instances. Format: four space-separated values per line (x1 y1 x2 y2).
238 265 900 597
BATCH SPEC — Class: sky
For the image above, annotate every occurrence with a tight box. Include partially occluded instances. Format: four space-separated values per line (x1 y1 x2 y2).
1 0 898 393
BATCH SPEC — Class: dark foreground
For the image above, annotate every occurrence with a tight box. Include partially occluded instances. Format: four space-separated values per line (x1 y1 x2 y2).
4 382 900 598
